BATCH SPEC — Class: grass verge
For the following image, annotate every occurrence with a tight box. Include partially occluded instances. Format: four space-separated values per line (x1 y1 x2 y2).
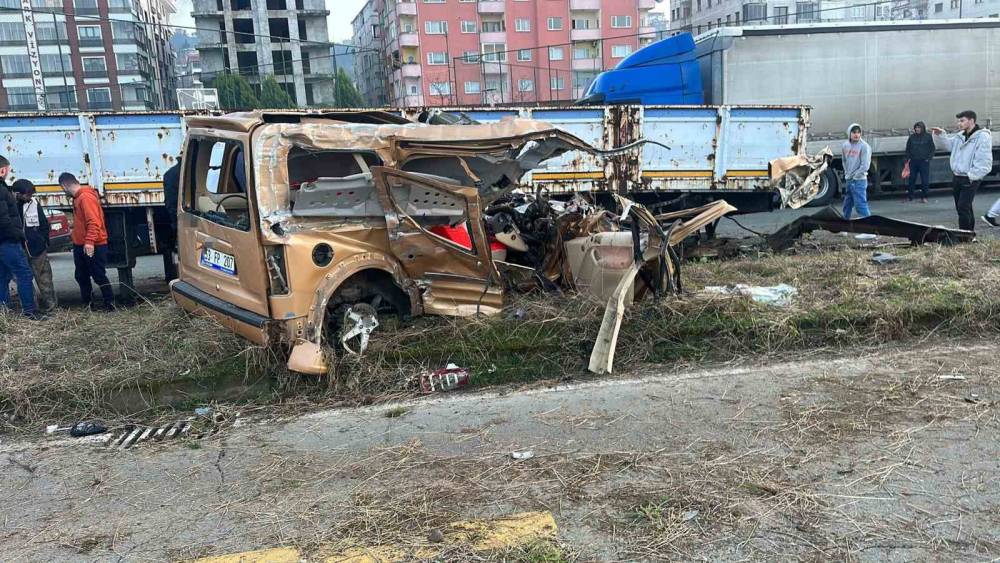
3 240 999 430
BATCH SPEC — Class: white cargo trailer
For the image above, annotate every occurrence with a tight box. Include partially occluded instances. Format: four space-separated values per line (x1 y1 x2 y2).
696 20 1000 203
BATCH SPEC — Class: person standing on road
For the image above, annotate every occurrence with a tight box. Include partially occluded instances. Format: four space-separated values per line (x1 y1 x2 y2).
59 172 115 311
0 155 37 318
13 179 56 313
932 111 993 233
904 121 935 203
841 123 872 219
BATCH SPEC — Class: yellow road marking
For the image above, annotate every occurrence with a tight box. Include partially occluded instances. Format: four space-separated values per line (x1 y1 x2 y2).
189 546 302 563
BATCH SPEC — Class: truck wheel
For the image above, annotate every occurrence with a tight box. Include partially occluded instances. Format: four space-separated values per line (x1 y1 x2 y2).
807 168 839 207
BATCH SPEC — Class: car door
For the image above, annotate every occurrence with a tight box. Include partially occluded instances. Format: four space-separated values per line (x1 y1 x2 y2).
371 167 502 316
176 131 271 318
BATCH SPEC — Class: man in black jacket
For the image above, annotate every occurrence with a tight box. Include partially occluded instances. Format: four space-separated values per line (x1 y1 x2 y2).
905 121 935 203
13 179 56 312
0 155 36 317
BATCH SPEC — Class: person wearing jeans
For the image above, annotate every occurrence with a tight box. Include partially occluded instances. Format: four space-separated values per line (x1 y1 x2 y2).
904 121 935 202
841 123 872 219
932 110 993 233
59 172 115 310
0 155 36 318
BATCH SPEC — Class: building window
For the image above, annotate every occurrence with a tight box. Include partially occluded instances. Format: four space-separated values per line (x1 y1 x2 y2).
78 25 102 43
482 43 507 62
550 76 565 91
548 46 564 60
517 49 531 61
423 0 444 3
515 18 530 32
611 15 632 28
774 6 789 22
87 87 112 108
0 55 31 77
81 56 107 75
0 22 26 44
424 21 447 34
743 3 766 22
697 0 702 11
935 2 944 11
40 54 72 74
429 82 451 96
518 78 533 92
464 81 481 94
409 84 418 95
35 21 67 43
47 86 77 109
851 5 865 17
461 20 476 33
572 18 594 29
547 17 563 30
117 53 139 71
7 87 36 109
795 2 818 22
427 51 447 65
482 20 505 32
611 44 632 58
462 50 479 64
573 46 595 59
950 0 960 7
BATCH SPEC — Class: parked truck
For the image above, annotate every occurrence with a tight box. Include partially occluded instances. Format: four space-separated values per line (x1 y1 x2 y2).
694 19 1000 204
0 104 812 290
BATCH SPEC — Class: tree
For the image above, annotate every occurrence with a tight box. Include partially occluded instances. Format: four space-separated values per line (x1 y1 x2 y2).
259 75 296 109
213 74 259 110
333 68 364 108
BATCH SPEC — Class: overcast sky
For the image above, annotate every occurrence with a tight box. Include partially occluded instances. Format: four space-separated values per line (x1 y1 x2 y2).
170 0 668 43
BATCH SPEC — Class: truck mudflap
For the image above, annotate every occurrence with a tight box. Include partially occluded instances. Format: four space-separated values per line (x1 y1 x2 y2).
169 280 273 346
769 148 834 209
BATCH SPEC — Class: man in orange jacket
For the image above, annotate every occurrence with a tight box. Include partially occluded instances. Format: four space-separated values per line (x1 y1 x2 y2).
59 172 114 310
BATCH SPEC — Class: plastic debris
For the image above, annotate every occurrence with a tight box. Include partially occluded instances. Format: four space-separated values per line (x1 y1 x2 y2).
682 510 700 522
870 252 899 265
419 364 471 393
703 283 798 307
511 451 535 461
854 233 878 240
194 407 213 417
69 421 107 437
938 374 967 381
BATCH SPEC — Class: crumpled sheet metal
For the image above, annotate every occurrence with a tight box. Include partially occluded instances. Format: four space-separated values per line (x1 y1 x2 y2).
252 119 595 241
588 199 737 375
770 147 833 209
767 206 976 251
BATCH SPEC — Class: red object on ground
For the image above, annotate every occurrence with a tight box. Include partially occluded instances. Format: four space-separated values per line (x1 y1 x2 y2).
429 224 506 254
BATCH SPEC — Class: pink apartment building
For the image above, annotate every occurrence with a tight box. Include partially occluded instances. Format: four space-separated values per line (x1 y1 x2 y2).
351 0 658 107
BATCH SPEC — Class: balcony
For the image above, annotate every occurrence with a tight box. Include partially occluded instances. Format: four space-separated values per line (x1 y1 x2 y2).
570 0 600 9
6 103 39 111
480 61 504 75
639 0 656 8
87 100 113 110
83 70 108 78
478 1 504 13
639 26 657 37
191 10 222 16
570 28 601 41
480 31 506 43
78 38 105 47
399 32 418 47
397 1 416 15
572 58 601 71
401 62 421 78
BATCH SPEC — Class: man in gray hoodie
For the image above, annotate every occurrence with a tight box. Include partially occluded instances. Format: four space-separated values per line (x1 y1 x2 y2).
932 110 993 232
841 123 872 219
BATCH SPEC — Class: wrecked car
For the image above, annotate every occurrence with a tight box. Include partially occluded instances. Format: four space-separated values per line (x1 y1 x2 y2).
172 111 678 374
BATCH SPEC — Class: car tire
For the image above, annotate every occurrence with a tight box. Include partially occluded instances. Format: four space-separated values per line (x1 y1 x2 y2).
807 167 839 208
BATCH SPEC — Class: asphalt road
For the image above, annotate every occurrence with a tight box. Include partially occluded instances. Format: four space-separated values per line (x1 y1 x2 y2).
38 191 1000 304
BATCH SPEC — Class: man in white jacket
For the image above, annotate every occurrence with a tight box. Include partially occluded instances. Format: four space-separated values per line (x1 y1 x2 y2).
931 110 993 232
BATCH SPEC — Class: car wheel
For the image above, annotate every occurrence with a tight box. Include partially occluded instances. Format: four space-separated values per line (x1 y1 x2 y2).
807 168 839 207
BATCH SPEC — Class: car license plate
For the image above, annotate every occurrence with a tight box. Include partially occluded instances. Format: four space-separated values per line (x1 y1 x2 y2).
200 248 236 276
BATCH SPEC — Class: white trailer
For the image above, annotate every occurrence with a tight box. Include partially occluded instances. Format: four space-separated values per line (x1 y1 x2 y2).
696 20 1000 203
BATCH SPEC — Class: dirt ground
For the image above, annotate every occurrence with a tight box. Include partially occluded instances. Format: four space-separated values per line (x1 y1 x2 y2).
1 338 997 562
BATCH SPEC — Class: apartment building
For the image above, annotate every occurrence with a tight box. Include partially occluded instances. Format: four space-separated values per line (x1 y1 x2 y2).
0 0 175 112
669 0 939 34
192 0 335 107
352 0 658 107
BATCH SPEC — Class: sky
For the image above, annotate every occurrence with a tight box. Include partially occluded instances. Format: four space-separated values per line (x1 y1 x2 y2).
169 0 668 43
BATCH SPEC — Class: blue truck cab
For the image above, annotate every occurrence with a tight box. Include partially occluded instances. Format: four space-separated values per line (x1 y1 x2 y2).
578 33 704 106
